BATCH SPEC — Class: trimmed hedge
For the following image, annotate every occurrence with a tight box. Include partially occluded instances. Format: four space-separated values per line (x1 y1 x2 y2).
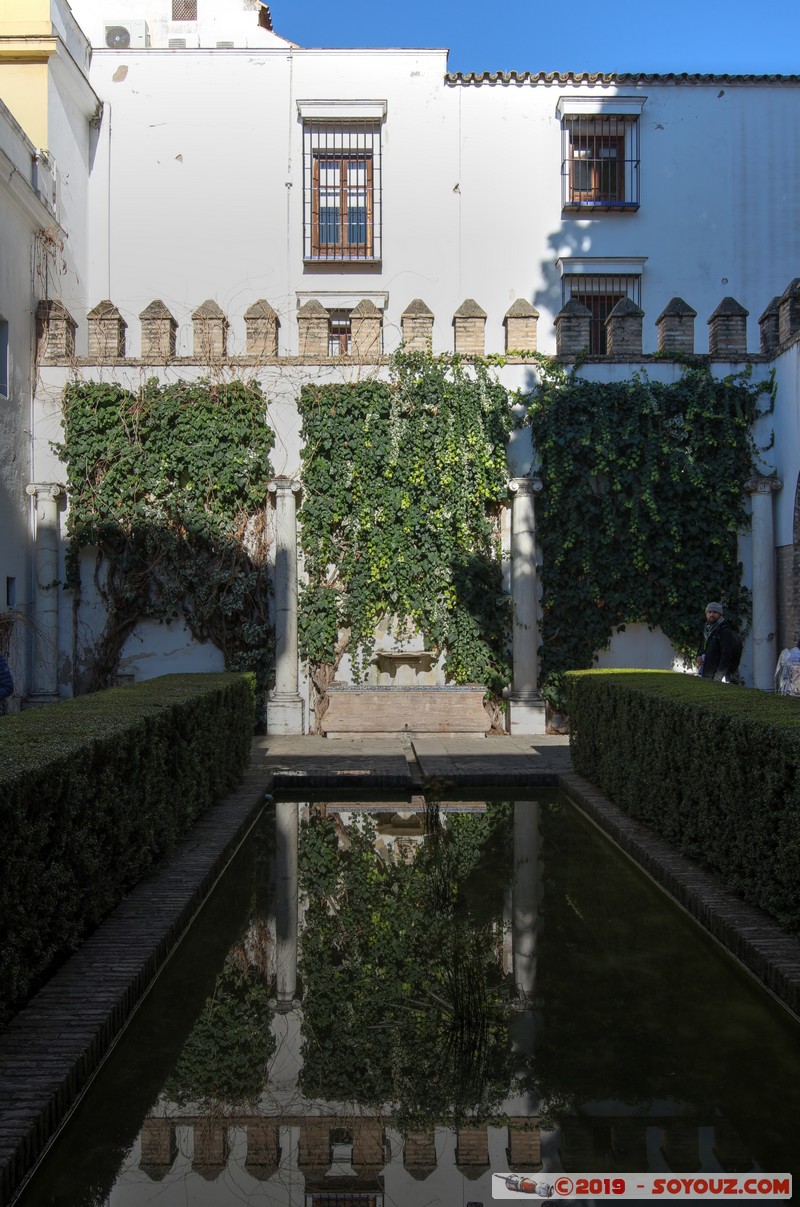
0 673 254 1028
567 670 800 934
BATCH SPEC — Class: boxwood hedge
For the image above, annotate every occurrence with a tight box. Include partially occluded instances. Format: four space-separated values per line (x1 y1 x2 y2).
567 670 800 934
0 673 254 1028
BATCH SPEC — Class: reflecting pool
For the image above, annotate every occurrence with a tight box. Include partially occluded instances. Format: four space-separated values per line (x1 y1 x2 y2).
16 792 800 1206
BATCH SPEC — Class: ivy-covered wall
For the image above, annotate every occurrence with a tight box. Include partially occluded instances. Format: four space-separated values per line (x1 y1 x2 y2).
297 352 513 719
57 378 275 699
526 362 773 698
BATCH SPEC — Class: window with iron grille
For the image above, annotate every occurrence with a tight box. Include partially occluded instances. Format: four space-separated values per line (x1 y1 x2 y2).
562 272 641 354
561 114 640 210
172 0 197 18
303 121 382 262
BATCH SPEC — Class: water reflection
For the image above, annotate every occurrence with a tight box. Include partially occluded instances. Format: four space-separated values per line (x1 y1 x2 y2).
17 794 800 1206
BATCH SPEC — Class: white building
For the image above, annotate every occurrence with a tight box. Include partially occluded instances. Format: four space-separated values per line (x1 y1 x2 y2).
2 0 800 723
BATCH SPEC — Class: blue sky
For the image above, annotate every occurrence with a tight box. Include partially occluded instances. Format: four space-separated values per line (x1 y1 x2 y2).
274 0 800 76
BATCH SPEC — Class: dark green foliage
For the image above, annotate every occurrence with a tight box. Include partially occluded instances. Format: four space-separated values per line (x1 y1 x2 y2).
0 672 254 1028
297 351 513 699
567 670 800 932
57 379 275 696
527 364 772 693
164 953 274 1106
297 804 516 1126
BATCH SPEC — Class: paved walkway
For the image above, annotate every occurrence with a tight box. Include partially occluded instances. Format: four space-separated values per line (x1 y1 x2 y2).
252 732 572 792
2 731 800 1206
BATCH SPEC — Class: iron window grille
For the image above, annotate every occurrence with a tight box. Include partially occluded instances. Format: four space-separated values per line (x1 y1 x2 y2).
562 272 641 354
303 120 382 262
561 115 640 211
172 0 197 18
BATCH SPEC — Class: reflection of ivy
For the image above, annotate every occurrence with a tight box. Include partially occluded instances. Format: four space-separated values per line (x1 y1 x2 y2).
164 948 274 1107
526 364 772 702
57 379 274 698
298 805 516 1127
297 352 513 710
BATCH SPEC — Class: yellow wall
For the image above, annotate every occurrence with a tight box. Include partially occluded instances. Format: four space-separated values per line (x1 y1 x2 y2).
0 0 55 148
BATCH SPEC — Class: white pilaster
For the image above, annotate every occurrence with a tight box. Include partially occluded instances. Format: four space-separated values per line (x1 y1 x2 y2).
745 475 782 691
267 477 305 734
508 478 546 734
25 483 63 704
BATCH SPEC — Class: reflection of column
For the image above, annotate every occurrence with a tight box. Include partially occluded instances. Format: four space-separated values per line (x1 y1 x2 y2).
745 475 782 690
513 801 539 999
26 483 63 703
508 478 546 733
509 800 540 1073
274 800 298 1007
267 476 304 733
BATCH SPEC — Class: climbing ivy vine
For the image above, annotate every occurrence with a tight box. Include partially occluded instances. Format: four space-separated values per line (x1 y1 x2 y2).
58 378 275 696
297 351 513 716
526 362 773 699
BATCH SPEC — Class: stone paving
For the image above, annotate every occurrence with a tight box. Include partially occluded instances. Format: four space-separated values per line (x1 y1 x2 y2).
2 731 800 1206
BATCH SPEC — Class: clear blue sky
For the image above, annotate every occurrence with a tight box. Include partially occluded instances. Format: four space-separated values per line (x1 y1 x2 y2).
273 0 800 76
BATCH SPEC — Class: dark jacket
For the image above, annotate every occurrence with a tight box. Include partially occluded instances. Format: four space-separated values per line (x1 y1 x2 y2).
698 618 739 679
0 654 13 701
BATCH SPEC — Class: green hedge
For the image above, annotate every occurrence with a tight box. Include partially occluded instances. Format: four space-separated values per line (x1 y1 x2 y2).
0 673 254 1028
567 670 800 933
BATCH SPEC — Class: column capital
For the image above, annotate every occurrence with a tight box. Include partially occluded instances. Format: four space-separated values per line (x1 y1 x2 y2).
268 477 302 497
26 482 64 501
508 476 543 497
744 475 782 495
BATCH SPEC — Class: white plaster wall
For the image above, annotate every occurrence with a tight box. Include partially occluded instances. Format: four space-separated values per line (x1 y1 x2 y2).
762 341 800 548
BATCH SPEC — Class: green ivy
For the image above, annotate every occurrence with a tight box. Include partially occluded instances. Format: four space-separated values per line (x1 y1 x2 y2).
57 378 275 698
526 363 773 699
297 351 513 705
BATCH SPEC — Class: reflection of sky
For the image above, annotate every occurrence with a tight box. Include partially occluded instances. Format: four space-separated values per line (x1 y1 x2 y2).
16 795 800 1207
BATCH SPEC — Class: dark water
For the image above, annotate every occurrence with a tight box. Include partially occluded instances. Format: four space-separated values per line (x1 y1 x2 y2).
15 793 799 1206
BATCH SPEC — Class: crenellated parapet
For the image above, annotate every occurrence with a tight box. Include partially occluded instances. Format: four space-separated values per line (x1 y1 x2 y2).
32 281 800 366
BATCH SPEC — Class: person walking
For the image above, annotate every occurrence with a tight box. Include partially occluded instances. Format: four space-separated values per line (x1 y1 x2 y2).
696 601 741 683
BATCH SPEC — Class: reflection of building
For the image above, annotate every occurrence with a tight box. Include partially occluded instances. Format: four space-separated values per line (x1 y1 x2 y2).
133 1112 753 1202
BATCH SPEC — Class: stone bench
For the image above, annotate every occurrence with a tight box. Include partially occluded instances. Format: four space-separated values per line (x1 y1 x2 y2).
321 685 490 738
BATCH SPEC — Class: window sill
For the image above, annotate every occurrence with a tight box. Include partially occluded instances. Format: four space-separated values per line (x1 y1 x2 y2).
304 257 382 265
563 201 640 213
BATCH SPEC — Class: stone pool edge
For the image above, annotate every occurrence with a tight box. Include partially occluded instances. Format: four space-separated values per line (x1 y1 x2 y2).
559 770 800 1022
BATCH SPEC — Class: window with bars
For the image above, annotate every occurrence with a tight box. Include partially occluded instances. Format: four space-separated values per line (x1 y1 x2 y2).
172 0 197 19
562 115 640 210
563 273 641 354
303 121 381 261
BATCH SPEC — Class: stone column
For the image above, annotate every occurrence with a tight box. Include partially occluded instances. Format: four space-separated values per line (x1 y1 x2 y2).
508 478 546 733
25 483 63 703
267 477 304 733
745 475 782 690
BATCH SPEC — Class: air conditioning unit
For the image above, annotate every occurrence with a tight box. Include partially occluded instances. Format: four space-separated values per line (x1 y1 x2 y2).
104 21 150 49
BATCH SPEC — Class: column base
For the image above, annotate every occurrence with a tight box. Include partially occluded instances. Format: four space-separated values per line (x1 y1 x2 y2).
23 693 61 709
509 693 547 735
266 693 305 735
